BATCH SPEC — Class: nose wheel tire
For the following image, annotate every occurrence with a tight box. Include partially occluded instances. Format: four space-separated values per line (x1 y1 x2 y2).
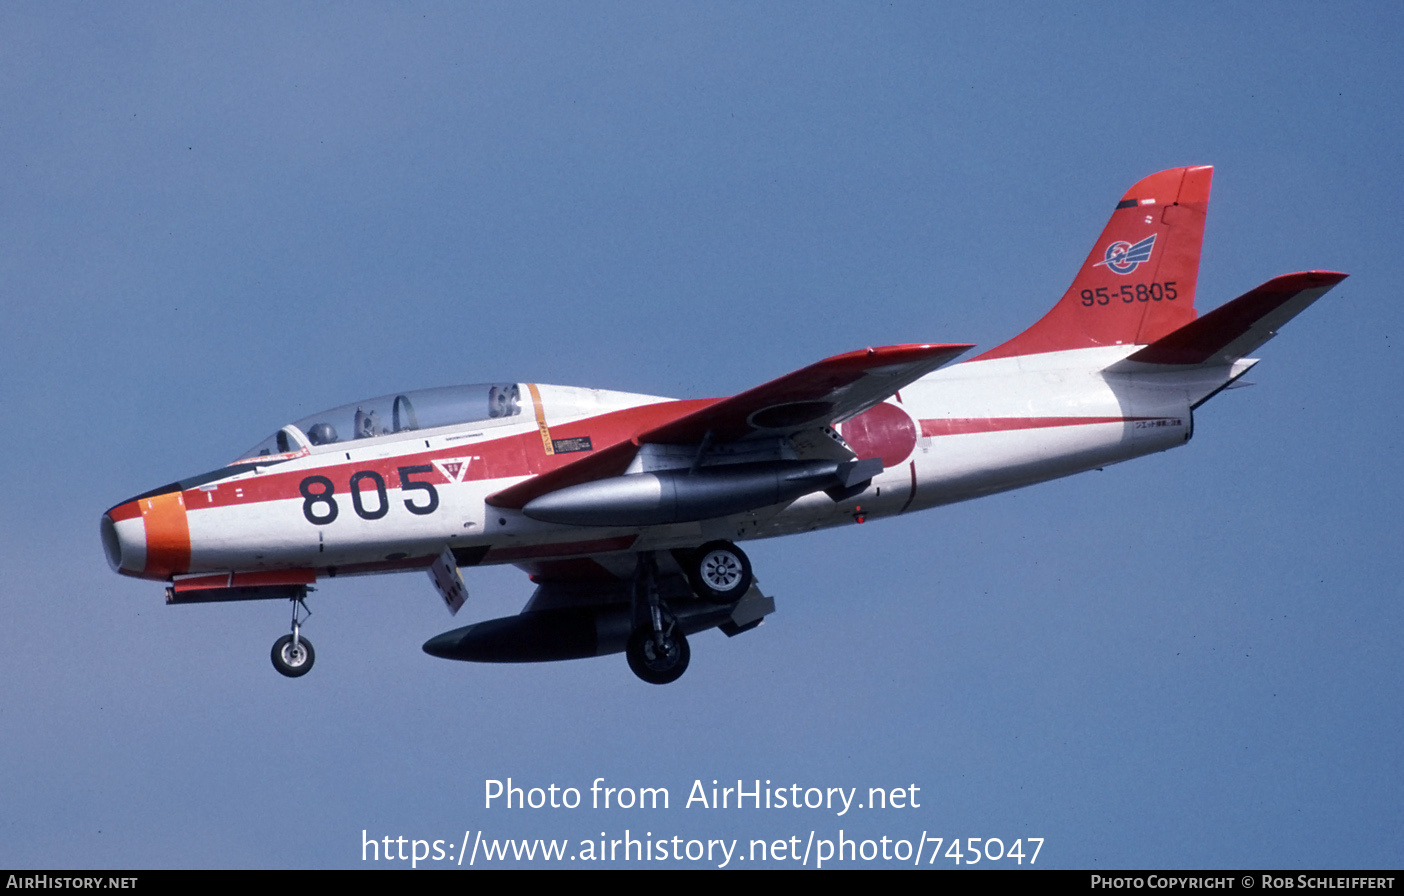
688 540 753 604
271 634 315 677
626 625 690 685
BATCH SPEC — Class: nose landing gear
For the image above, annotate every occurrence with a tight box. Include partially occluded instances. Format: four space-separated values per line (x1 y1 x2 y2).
271 592 315 678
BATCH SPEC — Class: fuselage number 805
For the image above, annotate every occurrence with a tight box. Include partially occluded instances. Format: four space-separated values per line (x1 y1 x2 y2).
299 465 440 525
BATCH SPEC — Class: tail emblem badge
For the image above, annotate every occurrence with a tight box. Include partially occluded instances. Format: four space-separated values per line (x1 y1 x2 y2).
1096 234 1157 275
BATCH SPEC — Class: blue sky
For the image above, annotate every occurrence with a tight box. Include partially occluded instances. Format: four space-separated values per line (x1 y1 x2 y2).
2 3 1400 868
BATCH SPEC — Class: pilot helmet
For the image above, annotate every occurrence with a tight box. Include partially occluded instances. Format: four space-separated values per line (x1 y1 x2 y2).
306 422 338 445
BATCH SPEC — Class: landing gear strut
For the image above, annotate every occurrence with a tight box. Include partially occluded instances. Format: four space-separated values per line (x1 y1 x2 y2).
271 592 315 677
625 552 690 685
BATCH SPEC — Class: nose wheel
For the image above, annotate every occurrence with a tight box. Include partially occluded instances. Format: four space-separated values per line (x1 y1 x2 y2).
272 633 315 677
271 593 315 678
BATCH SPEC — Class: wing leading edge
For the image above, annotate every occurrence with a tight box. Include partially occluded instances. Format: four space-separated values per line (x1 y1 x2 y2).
487 342 971 510
639 342 973 443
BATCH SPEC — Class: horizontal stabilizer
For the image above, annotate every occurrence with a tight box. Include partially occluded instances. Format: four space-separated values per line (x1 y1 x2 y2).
1117 271 1347 367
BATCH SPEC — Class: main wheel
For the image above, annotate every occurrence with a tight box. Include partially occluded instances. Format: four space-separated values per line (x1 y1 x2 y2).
688 540 753 604
626 625 690 685
271 634 315 677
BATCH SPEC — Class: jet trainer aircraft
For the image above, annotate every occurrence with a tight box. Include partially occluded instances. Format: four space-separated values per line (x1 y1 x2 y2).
101 167 1345 684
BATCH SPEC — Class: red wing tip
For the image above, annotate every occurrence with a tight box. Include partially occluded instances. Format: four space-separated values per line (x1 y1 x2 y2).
828 342 974 361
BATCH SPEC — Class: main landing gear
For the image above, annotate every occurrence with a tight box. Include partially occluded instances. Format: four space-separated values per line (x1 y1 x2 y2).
688 540 753 603
626 552 688 685
271 592 315 678
625 619 690 685
624 541 752 684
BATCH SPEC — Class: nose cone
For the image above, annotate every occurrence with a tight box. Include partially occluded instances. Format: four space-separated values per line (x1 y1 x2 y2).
101 500 147 575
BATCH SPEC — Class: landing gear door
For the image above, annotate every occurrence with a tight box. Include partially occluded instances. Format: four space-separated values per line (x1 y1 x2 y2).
428 547 469 615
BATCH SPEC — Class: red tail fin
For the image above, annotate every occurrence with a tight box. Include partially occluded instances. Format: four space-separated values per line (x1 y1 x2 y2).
977 166 1213 361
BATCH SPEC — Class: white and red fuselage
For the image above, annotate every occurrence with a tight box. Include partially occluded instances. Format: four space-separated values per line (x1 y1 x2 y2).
100 166 1346 680
101 353 1208 588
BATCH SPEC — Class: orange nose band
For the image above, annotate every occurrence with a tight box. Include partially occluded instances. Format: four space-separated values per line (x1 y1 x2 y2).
141 491 191 577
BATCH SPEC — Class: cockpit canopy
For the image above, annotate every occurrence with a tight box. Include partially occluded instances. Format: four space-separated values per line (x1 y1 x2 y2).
236 383 523 461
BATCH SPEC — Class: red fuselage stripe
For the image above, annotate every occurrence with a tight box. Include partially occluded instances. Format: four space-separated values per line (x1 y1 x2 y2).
919 416 1145 437
161 411 1150 519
